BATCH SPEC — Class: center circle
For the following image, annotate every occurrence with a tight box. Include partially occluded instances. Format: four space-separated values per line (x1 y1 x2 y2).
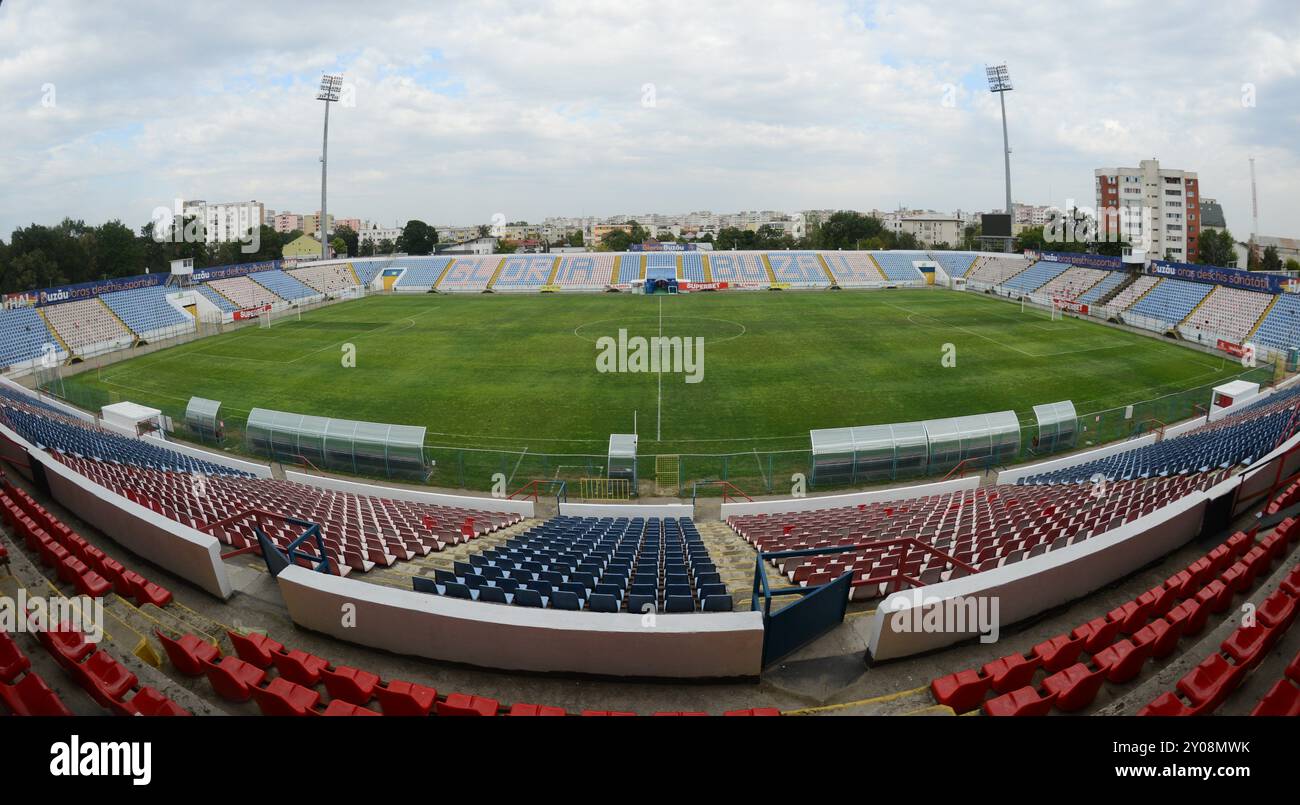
572 316 747 345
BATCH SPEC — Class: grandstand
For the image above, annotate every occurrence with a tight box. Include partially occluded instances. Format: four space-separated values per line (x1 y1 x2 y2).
249 269 318 301
99 286 193 339
492 254 556 291
616 254 643 284
704 252 768 285
1178 286 1274 345
1034 266 1112 301
966 255 1033 285
1252 293 1300 353
1125 277 1213 328
999 259 1072 294
870 252 926 283
392 256 453 291
553 254 616 289
40 299 133 354
927 252 979 278
289 262 361 294
0 307 61 369
767 252 831 287
436 256 500 292
645 253 677 282
681 253 706 283
822 252 886 286
1076 270 1129 305
1103 274 1161 312
207 276 283 309
195 283 238 314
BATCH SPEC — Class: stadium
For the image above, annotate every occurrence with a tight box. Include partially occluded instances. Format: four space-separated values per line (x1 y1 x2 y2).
4 9 1300 769
2 245 1300 725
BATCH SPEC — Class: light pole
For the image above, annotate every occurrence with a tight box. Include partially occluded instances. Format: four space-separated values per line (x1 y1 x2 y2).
317 74 343 260
986 64 1014 245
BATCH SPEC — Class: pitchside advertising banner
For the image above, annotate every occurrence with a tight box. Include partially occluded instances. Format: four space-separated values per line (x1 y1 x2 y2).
1149 260 1297 295
630 243 709 252
1 273 165 309
191 260 279 283
1026 251 1125 271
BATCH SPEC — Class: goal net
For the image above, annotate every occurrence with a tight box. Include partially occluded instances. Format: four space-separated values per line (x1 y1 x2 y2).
260 305 300 328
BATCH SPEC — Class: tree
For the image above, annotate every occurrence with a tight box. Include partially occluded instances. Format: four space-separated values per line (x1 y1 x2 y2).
358 239 376 257
1197 230 1236 267
599 228 634 252
334 225 359 259
1262 245 1282 272
1286 258 1300 273
331 237 347 257
397 220 436 255
376 238 395 255
566 230 583 247
810 211 886 251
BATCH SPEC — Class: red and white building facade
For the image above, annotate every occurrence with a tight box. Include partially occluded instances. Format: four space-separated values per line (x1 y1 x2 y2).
1095 159 1200 262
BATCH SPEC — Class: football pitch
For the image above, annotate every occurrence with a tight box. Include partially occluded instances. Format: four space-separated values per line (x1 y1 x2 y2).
59 289 1257 463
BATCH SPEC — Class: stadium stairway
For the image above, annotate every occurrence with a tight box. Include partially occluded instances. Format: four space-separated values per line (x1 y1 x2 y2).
815 254 838 286
1096 271 1139 307
545 257 561 286
1176 284 1217 328
1248 294 1281 341
485 258 508 290
760 254 779 285
37 309 71 355
867 254 889 280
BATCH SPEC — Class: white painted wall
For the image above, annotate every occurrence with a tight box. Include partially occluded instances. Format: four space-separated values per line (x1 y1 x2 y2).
276 566 763 678
284 469 534 517
559 501 694 518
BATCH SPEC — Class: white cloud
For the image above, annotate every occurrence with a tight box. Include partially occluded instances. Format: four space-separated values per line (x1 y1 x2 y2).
0 0 1297 239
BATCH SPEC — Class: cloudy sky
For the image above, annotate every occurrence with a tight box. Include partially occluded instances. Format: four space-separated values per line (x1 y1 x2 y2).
2 0 1297 239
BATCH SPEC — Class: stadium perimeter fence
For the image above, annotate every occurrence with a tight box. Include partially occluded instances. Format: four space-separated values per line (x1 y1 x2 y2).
28 360 1280 497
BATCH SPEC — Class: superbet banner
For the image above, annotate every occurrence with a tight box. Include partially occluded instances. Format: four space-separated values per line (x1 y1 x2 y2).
233 304 272 321
679 281 730 291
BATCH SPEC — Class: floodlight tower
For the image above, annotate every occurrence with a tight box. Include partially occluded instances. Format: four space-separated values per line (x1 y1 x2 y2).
317 74 344 259
986 64 1014 222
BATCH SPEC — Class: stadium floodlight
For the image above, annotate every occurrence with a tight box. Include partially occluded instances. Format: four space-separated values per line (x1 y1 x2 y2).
986 64 1014 228
316 73 344 259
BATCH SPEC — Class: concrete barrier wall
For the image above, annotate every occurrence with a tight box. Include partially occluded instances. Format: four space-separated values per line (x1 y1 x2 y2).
276 566 763 678
718 477 980 519
995 435 1158 485
867 487 1210 661
1233 430 1300 518
142 433 272 478
559 502 694 518
0 376 93 423
284 470 534 517
0 421 232 599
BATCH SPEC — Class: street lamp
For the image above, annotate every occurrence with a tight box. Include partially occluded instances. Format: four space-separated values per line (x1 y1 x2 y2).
986 64 1014 222
316 74 344 259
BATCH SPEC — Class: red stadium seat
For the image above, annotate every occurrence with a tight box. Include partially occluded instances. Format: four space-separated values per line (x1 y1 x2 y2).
0 672 74 716
1250 680 1300 716
155 631 219 677
72 650 138 707
251 677 320 717
1220 624 1277 671
581 710 638 716
226 630 283 668
1257 590 1297 631
1193 579 1232 614
1092 638 1153 684
1132 616 1184 659
982 686 1055 717
508 703 566 716
111 687 191 717
437 692 499 716
723 708 781 716
1041 663 1106 712
320 665 379 705
271 649 328 686
981 653 1041 693
1175 654 1245 712
1138 692 1195 716
1031 633 1086 673
202 655 265 702
1073 616 1122 654
321 699 380 716
374 679 437 716
930 668 990 714
0 632 32 684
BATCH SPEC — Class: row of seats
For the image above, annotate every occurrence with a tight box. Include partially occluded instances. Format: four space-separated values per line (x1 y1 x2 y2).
0 630 73 716
1177 286 1273 345
1034 266 1111 301
1020 385 1300 484
740 474 1220 600
1251 292 1300 353
554 254 616 288
999 260 1072 293
930 524 1283 714
869 252 925 283
1075 270 1129 305
206 276 282 309
350 259 390 287
99 285 192 337
0 306 61 369
0 398 251 477
288 263 360 294
1103 274 1160 311
41 298 133 352
1139 529 1300 715
416 516 731 613
703 253 769 285
965 256 1034 285
2 478 172 606
822 252 885 286
1250 624 1300 715
492 254 556 290
616 254 643 283
33 617 189 716
1126 277 1213 327
768 253 831 287
392 256 453 290
436 256 501 291
249 269 317 301
926 252 978 278
681 253 706 283
159 627 776 716
194 283 238 313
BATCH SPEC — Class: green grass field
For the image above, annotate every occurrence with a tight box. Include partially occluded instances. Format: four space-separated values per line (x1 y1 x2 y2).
55 289 1263 490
